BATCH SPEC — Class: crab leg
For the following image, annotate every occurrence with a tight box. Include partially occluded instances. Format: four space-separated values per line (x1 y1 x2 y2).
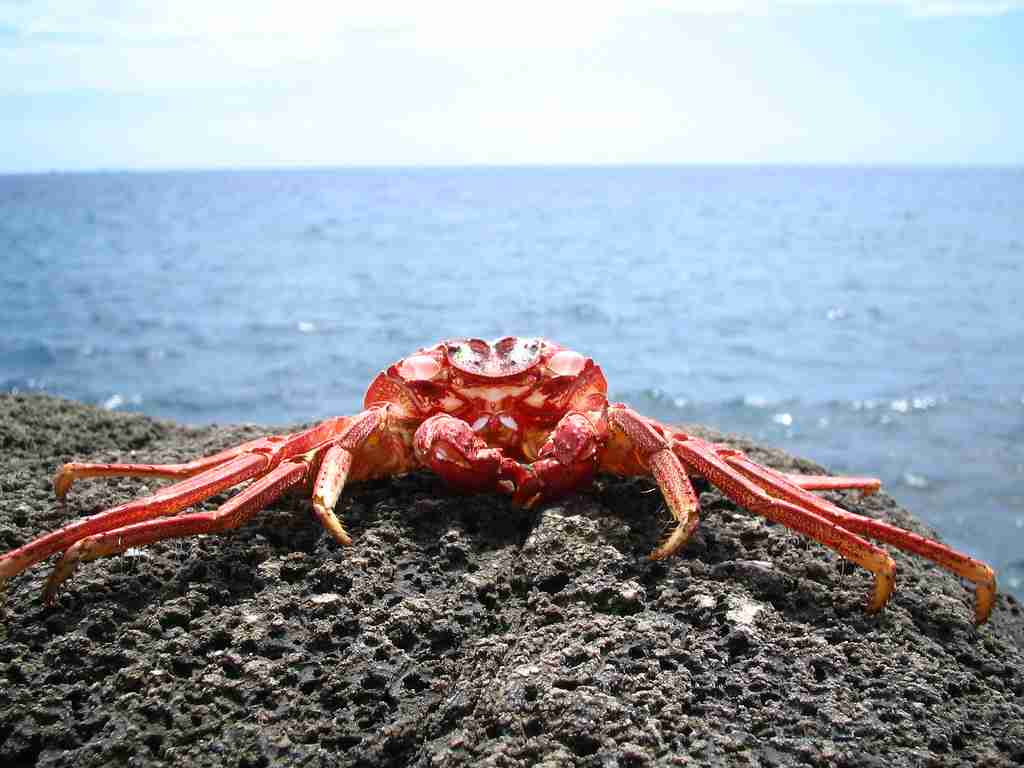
51 416 362 500
0 415 378 597
719 450 996 624
782 473 881 494
604 406 702 559
308 405 420 547
310 444 355 546
0 453 271 591
53 436 277 498
690 441 882 494
42 460 310 602
671 436 898 615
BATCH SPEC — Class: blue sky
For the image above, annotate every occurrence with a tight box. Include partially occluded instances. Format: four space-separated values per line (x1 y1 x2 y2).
1 1 1021 171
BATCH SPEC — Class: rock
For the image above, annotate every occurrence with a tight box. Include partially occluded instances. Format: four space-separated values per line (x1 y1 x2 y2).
1 393 1023 767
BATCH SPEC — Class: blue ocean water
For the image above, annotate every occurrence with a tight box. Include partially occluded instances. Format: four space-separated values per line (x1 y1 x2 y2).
2 166 1022 598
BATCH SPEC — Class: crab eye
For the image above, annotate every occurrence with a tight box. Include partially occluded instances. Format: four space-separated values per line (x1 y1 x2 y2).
548 350 586 377
398 354 441 381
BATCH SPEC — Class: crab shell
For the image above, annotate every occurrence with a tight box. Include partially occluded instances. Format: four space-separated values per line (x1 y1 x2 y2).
364 336 610 463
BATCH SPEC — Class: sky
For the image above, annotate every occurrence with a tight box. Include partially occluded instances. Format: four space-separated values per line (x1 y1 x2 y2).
0 0 1022 171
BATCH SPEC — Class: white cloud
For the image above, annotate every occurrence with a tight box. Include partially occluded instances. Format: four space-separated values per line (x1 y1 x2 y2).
3 1 1022 50
654 0 1024 13
0 0 1019 93
902 0 1024 14
2 0 1019 168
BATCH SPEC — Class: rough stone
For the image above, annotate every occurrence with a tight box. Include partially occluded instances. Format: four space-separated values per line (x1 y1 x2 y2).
1 393 1023 767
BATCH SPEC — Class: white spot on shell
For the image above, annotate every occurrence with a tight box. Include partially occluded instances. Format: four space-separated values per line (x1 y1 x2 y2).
548 349 586 377
398 354 441 381
471 415 489 432
499 414 518 431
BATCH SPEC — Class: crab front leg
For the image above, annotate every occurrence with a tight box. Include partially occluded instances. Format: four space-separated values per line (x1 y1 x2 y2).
600 405 703 557
305 405 416 547
309 444 355 546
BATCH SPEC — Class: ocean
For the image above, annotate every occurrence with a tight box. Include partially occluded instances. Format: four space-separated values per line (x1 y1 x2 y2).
2 166 1022 599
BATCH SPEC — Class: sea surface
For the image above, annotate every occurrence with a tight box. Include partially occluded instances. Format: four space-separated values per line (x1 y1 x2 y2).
2 166 1022 600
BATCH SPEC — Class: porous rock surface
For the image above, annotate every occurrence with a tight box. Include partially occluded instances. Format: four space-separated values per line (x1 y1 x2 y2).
1 393 1023 767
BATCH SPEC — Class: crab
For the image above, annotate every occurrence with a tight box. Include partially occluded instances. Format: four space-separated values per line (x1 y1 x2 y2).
0 337 997 622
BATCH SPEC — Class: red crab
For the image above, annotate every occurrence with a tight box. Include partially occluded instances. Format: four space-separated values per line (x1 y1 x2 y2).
0 337 997 622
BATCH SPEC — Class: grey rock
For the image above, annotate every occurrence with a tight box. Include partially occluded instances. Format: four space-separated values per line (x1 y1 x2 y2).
1 393 1023 767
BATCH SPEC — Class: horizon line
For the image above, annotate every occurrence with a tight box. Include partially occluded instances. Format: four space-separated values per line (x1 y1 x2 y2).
3 160 1023 177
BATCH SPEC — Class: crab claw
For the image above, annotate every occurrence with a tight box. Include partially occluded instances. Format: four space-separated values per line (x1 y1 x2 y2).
497 412 604 508
497 458 542 507
413 414 503 492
